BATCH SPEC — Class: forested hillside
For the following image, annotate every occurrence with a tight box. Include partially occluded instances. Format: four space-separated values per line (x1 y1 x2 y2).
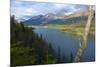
10 15 56 66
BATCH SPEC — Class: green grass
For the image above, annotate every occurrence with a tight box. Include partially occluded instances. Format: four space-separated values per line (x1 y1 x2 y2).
60 26 95 36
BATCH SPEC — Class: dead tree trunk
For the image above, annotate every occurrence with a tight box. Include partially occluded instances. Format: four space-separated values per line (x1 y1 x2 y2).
74 5 94 62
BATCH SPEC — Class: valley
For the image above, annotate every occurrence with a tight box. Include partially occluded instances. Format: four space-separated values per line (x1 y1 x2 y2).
10 1 95 66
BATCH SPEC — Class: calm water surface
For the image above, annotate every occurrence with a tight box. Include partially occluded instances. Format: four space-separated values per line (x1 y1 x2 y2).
34 28 95 62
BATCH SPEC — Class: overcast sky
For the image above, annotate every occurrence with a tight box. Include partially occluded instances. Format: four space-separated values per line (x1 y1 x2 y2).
11 0 90 20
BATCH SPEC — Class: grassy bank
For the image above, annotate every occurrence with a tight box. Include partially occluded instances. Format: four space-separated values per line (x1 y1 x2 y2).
60 26 95 36
28 24 95 37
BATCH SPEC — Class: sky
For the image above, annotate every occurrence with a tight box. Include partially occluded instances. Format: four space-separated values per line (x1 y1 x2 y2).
11 0 89 20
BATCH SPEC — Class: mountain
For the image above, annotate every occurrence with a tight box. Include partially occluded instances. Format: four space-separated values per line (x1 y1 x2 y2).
23 15 45 25
23 11 91 26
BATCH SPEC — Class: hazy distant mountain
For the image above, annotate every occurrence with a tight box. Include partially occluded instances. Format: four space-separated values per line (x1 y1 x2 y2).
23 11 92 26
23 15 45 25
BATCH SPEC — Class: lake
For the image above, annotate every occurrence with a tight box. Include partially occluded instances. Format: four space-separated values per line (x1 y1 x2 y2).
34 28 95 62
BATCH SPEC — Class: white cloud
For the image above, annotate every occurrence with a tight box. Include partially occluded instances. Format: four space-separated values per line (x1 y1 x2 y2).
54 4 68 8
11 0 89 20
64 12 73 15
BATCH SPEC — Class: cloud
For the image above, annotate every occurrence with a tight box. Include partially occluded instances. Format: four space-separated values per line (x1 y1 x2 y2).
11 0 88 20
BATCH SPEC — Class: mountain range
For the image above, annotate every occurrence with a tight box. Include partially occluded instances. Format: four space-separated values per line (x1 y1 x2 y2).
22 11 94 26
